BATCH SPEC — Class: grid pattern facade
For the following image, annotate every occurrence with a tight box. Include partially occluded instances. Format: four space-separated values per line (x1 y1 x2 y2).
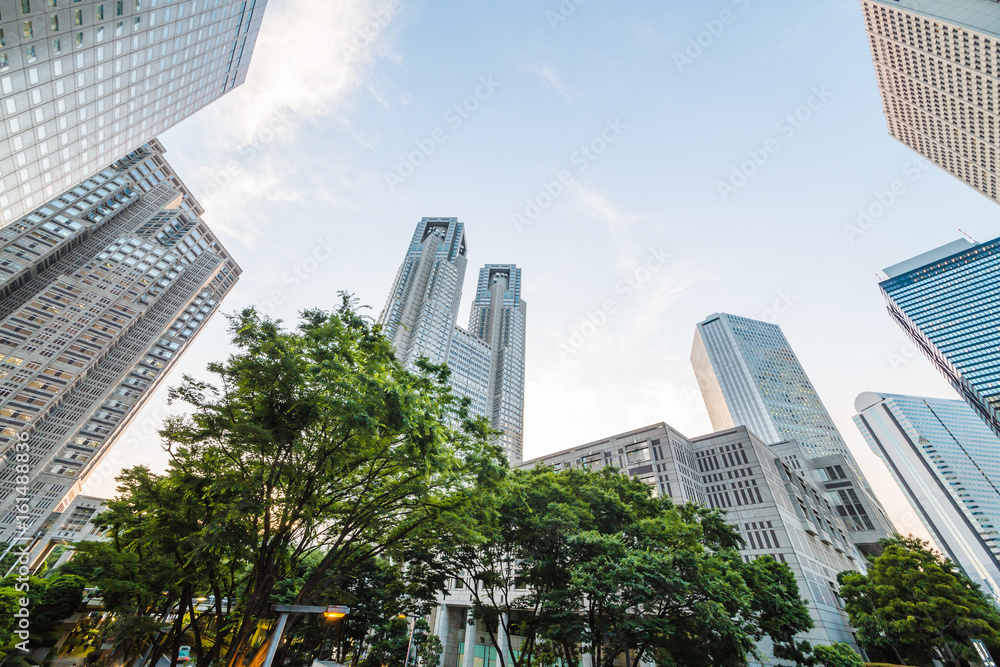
692 313 856 462
0 0 266 224
880 236 1000 437
862 0 1000 203
0 140 239 542
379 221 527 465
378 217 468 371
468 265 526 464
855 391 1000 602
525 423 867 663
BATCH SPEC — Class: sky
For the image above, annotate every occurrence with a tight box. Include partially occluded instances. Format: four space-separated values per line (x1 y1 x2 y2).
80 0 1000 544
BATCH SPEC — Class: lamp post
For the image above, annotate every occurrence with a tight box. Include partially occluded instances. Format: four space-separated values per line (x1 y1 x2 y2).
400 614 418 667
262 604 350 667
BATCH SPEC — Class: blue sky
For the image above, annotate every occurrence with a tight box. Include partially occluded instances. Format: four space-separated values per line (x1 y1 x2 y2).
83 0 1000 541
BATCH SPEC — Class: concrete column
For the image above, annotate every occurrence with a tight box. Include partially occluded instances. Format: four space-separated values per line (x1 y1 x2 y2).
462 607 477 667
580 651 594 667
433 604 450 667
497 612 512 666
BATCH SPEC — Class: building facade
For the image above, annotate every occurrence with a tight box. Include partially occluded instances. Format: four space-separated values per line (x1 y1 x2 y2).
378 220 527 464
854 391 1000 603
861 0 1000 204
431 422 869 667
880 236 1000 438
0 139 239 542
691 313 895 552
24 492 106 569
0 0 267 223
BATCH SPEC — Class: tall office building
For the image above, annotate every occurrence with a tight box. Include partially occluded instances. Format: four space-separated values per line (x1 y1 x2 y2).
861 0 1000 204
467 265 526 463
854 392 1000 603
880 237 1000 437
379 220 527 464
0 0 267 223
430 422 870 667
0 139 239 541
691 313 896 551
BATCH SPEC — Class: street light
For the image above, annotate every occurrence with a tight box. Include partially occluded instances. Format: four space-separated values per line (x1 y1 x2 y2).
400 613 417 667
262 604 351 667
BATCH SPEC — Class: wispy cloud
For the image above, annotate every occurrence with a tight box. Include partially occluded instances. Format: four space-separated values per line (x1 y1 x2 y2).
570 183 643 230
528 64 573 101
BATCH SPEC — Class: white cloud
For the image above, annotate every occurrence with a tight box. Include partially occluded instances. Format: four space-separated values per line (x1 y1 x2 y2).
570 183 642 229
528 64 573 101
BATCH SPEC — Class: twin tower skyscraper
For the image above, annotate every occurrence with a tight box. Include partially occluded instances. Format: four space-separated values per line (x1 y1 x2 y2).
378 218 527 463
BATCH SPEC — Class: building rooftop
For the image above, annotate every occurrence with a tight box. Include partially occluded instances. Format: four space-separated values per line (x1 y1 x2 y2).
882 238 973 278
869 0 1000 36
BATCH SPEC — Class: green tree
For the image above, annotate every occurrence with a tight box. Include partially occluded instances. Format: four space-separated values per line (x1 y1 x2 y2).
33 573 85 630
838 535 1000 666
81 297 503 667
430 466 814 667
0 586 23 651
811 643 864 667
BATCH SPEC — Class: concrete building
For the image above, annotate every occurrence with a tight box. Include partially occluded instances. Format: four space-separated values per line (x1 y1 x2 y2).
880 237 1000 439
431 422 869 667
691 313 895 553
378 220 527 464
854 391 1000 603
0 0 267 223
24 493 106 569
0 139 239 542
860 0 1000 204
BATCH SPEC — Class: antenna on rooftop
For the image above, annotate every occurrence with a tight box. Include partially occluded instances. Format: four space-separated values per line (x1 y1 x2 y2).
959 228 979 244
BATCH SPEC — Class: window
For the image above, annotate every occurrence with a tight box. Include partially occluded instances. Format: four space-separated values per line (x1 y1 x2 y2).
21 0 30 14
116 0 123 15
115 20 122 35
73 8 81 25
50 14 58 30
23 21 33 38
96 26 102 41
0 29 4 46
51 37 60 53
26 45 35 62
0 54 8 70
96 5 103 20
74 31 82 46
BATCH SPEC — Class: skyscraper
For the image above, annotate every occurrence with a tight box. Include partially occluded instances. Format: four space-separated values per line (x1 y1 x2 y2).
854 392 1000 603
468 265 526 463
0 139 239 542
0 0 267 223
378 220 527 464
879 237 1000 437
691 313 895 551
860 0 1000 204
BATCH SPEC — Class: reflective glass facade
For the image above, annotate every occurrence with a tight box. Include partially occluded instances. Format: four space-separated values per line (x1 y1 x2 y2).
854 392 1000 602
0 0 267 224
880 237 1000 437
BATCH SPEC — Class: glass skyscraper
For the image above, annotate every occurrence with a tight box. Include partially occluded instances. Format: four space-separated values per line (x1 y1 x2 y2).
0 139 239 542
861 0 1000 205
379 220 527 464
0 0 267 223
691 313 896 552
854 392 1000 602
880 237 1000 437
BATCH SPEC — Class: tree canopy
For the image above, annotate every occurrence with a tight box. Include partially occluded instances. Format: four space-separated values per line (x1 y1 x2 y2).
838 535 1000 667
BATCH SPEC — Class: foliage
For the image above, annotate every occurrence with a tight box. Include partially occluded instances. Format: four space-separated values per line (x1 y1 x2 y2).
430 465 814 667
812 643 864 667
0 587 22 650
838 535 1000 667
72 297 502 667
33 574 86 630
